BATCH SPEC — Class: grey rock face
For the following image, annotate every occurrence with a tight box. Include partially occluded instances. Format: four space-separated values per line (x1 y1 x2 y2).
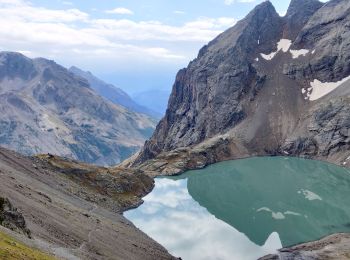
135 1 284 163
133 0 350 171
282 94 350 162
0 52 156 165
286 0 350 82
283 0 323 40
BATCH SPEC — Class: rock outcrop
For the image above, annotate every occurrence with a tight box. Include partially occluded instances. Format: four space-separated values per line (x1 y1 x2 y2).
131 0 350 175
260 233 350 260
0 197 31 238
0 52 156 166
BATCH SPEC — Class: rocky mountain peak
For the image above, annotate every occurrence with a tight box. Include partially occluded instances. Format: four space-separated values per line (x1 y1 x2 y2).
248 0 276 16
284 0 323 39
0 51 37 81
287 0 322 14
197 0 280 59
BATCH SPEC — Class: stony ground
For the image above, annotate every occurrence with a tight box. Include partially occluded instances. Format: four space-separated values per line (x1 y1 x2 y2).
0 147 176 260
260 233 350 260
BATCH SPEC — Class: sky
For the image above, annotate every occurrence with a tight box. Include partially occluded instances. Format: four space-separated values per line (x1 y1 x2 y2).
0 0 325 94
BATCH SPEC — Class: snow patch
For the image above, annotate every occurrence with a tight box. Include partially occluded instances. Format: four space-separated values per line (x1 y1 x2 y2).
290 49 309 59
284 211 301 216
257 207 285 220
260 39 292 60
298 189 322 201
312 49 315 54
255 57 259 62
272 212 285 220
305 75 350 101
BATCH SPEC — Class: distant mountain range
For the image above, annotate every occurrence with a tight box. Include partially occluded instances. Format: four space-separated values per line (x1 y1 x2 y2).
0 52 156 165
69 66 162 119
132 89 171 116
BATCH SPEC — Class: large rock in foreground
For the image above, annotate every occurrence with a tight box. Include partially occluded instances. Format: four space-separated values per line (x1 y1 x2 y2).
260 233 350 260
0 197 31 238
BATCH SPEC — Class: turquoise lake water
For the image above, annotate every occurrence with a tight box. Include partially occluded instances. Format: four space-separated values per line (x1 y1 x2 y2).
125 157 350 260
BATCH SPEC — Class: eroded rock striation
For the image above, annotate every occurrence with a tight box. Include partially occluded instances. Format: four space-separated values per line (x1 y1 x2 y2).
131 0 350 175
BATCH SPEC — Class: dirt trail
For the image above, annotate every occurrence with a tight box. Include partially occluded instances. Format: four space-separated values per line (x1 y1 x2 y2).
78 204 99 252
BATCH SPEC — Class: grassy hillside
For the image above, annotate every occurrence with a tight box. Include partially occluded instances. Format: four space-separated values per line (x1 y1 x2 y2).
0 230 56 260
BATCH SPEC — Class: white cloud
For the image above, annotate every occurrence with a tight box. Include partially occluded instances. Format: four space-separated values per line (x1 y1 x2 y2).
88 17 236 42
0 1 88 22
0 0 237 65
173 10 185 15
62 1 73 6
105 7 134 15
225 0 256 5
126 178 282 260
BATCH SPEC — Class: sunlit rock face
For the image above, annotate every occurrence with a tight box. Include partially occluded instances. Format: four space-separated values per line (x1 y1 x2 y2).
126 157 350 260
133 0 350 173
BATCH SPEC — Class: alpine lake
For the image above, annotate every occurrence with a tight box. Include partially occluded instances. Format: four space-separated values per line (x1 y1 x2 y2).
125 157 350 260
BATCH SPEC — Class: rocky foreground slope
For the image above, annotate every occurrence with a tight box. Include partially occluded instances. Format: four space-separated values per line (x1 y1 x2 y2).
129 0 350 175
0 147 175 260
0 52 156 166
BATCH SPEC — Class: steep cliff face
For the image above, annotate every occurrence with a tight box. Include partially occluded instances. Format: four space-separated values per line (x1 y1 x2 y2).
0 52 156 165
137 1 283 163
132 0 350 174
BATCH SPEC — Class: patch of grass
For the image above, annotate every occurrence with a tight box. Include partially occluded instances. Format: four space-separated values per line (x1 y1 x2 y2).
0 230 57 260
